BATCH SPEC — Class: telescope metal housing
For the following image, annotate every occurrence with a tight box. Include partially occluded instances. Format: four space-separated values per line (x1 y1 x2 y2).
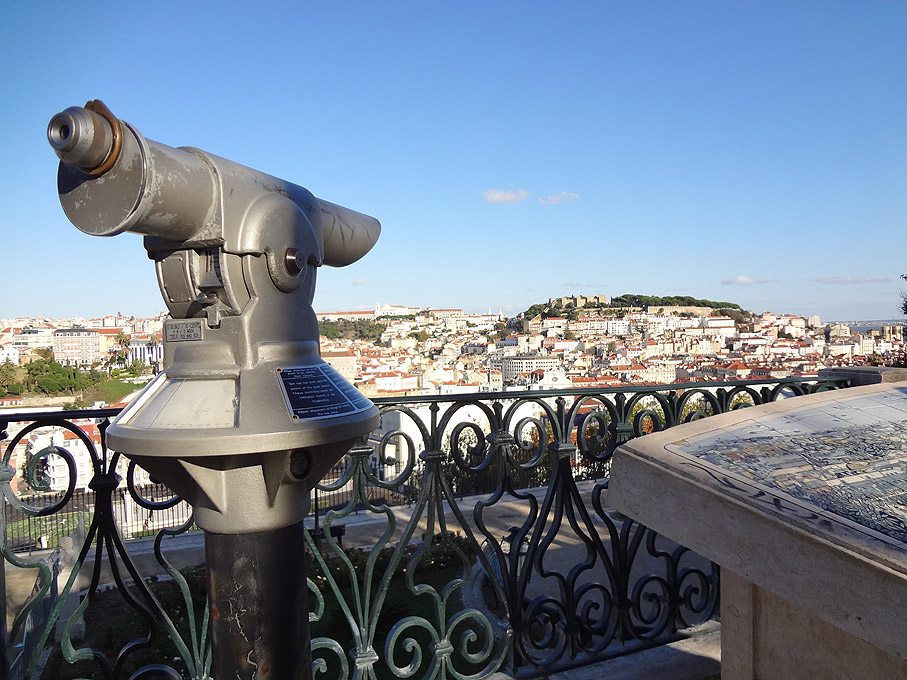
49 101 381 533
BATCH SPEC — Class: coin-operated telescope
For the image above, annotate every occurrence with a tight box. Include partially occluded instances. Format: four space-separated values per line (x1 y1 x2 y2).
48 100 380 533
49 100 380 675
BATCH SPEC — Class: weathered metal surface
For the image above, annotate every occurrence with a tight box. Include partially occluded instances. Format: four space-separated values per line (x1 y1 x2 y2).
206 524 310 679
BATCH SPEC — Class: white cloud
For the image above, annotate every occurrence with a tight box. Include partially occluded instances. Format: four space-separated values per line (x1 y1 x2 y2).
482 188 530 204
721 275 776 285
539 192 579 205
815 276 891 285
352 279 367 286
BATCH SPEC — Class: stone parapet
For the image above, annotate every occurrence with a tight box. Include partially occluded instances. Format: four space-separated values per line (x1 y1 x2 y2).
819 365 907 385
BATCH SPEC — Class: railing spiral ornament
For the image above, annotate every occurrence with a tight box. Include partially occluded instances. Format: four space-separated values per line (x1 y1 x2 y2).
374 429 417 487
311 638 350 680
508 415 549 469
722 385 762 410
436 400 497 472
676 388 719 422
632 409 664 437
448 421 490 470
768 382 805 400
3 422 83 506
625 392 673 434
0 411 214 680
125 460 182 510
574 396 619 462
676 561 720 627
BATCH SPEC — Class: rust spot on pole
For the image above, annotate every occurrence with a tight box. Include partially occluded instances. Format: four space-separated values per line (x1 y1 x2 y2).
205 523 311 679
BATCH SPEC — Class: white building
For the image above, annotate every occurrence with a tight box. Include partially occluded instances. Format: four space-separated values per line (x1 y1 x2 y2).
702 316 736 338
317 310 376 322
0 345 20 365
372 370 419 392
11 326 55 351
499 354 561 382
606 319 632 336
375 303 421 318
127 337 164 368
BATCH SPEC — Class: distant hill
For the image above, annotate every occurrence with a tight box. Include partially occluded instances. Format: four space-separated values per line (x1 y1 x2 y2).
521 294 746 322
607 294 741 310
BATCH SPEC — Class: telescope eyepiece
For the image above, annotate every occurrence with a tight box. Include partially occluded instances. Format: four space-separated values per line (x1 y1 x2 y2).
47 116 72 148
47 102 120 174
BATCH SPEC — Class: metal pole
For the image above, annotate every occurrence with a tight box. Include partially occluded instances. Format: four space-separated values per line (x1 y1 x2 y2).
313 486 320 531
205 522 310 680
1 500 8 680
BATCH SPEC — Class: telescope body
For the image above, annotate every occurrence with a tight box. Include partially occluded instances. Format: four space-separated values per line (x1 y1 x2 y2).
49 101 381 533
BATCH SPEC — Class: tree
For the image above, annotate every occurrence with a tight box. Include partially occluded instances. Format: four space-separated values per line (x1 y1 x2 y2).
37 375 64 394
721 308 753 325
318 318 387 341
523 303 547 320
114 331 131 367
147 333 162 372
892 276 907 368
25 359 48 391
0 361 19 395
320 320 341 339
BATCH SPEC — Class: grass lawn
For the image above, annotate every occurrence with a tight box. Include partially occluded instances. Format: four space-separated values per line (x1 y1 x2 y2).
65 379 149 409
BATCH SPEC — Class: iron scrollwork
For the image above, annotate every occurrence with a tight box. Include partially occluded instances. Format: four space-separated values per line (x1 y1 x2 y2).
1 377 848 678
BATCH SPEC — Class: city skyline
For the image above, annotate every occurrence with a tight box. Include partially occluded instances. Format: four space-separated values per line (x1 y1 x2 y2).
2 3 905 322
3 296 906 327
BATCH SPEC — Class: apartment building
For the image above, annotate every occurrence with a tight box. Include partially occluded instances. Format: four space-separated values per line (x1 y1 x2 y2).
322 349 358 381
11 326 55 352
52 328 102 366
427 308 464 319
498 354 561 382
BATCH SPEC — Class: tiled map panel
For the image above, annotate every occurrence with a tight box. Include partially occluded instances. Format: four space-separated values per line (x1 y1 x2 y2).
668 387 907 545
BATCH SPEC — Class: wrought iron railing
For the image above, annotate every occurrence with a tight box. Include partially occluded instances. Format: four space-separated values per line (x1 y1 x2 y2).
0 376 850 679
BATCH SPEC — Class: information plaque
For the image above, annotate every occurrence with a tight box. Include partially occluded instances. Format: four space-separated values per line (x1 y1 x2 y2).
165 319 203 342
277 364 373 421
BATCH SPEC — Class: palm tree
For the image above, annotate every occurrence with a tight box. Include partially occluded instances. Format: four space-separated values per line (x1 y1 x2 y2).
113 331 131 369
147 333 162 373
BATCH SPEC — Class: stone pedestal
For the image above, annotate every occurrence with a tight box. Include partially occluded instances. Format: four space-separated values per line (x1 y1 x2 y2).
720 569 905 679
609 382 907 679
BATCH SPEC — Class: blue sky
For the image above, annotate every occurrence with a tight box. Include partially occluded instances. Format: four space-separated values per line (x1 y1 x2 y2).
1 2 905 322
